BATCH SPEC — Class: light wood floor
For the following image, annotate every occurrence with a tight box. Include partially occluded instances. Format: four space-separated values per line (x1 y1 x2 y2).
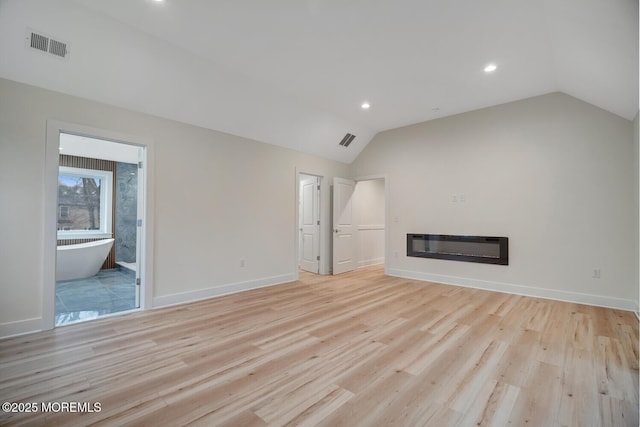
1 266 638 426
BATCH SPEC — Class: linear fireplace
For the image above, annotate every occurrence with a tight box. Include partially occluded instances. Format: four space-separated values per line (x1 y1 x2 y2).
407 234 509 265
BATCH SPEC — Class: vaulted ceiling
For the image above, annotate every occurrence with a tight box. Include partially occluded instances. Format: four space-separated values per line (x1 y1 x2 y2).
0 0 637 163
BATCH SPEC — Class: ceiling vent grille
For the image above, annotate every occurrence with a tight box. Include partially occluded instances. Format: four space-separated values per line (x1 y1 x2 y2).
339 133 356 147
49 39 68 58
26 29 70 60
29 32 48 52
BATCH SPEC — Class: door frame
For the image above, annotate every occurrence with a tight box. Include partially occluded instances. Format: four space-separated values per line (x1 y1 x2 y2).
43 120 155 331
351 174 389 275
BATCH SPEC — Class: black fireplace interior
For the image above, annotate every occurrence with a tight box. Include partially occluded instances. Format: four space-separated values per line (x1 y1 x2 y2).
407 234 509 265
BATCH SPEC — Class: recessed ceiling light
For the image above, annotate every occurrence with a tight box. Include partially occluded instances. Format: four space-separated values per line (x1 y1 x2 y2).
484 63 497 73
361 102 370 109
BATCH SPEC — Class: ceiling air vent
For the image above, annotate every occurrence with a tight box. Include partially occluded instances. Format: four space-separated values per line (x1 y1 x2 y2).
26 29 70 60
29 32 48 53
49 39 68 58
339 133 356 147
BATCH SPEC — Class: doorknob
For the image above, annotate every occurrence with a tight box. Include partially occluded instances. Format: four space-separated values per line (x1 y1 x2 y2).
334 229 339 233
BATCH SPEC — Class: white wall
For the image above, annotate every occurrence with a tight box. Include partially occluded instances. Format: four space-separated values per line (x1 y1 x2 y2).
0 78 350 337
353 179 385 267
1 81 636 338
352 92 637 310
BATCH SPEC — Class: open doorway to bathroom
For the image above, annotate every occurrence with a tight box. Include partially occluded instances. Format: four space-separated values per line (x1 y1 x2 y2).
54 133 144 325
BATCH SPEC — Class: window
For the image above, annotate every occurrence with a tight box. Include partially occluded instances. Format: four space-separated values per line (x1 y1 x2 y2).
57 166 112 239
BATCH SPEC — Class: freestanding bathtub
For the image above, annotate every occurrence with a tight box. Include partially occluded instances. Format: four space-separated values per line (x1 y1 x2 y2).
56 238 114 281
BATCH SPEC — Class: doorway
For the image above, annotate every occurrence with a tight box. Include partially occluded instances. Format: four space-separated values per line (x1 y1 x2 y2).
43 121 152 329
295 173 387 277
332 176 386 275
55 134 144 325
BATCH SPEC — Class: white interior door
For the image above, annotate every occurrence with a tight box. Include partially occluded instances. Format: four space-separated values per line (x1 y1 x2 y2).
332 177 356 274
300 176 320 273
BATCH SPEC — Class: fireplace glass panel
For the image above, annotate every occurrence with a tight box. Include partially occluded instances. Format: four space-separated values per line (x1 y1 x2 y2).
407 234 508 265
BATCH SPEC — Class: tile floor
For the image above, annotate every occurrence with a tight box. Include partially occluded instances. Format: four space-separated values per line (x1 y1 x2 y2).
55 268 137 326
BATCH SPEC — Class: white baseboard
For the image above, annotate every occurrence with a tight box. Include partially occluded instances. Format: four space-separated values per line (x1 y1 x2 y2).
358 258 385 268
152 273 296 309
0 317 43 339
387 268 639 312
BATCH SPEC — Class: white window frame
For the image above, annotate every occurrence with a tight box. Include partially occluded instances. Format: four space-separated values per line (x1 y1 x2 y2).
57 166 113 239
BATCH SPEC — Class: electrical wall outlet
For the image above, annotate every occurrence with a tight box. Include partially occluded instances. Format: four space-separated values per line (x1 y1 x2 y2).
592 268 601 279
